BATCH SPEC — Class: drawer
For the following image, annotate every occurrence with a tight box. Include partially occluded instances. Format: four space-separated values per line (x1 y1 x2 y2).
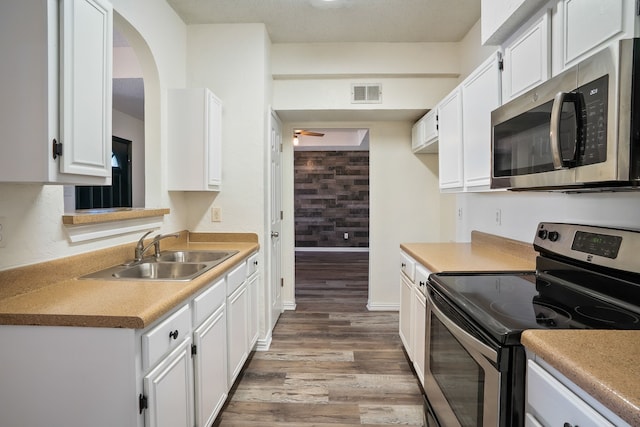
142 304 191 370
400 252 416 282
227 261 248 296
247 252 259 276
193 278 225 327
526 360 615 427
415 264 431 295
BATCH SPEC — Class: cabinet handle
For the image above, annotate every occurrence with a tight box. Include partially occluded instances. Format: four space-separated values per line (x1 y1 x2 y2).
563 423 577 427
254 260 258 266
169 330 179 340
419 281 425 287
401 263 406 268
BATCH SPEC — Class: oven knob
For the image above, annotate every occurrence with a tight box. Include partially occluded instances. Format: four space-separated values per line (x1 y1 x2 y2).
548 231 560 242
538 229 548 240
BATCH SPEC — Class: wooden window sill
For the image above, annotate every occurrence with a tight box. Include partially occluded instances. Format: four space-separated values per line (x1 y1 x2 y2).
62 208 170 243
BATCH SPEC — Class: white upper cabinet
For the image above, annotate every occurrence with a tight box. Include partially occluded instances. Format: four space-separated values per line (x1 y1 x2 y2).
168 88 223 192
0 0 113 185
462 52 502 190
438 88 464 191
481 0 549 45
558 0 627 70
412 109 438 154
502 8 551 102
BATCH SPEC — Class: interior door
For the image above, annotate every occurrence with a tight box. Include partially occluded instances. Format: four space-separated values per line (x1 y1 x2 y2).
269 111 283 329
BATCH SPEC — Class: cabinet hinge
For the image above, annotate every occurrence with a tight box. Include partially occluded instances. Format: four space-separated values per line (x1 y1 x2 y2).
280 278 284 287
436 115 439 131
52 139 63 159
280 210 283 220
191 344 197 356
498 59 504 71
280 142 283 152
138 394 148 414
637 0 640 15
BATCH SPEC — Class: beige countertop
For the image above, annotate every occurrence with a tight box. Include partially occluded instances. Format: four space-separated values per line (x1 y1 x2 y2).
522 330 640 426
401 231 537 272
0 232 259 329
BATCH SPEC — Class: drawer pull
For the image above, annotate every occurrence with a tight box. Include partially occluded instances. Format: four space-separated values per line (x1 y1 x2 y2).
169 330 179 340
401 262 406 268
254 260 258 266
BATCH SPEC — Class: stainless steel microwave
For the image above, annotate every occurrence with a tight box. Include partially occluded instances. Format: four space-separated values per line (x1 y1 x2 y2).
491 38 640 191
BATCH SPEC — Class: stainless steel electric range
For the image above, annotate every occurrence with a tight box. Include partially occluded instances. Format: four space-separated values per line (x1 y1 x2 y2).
423 222 640 427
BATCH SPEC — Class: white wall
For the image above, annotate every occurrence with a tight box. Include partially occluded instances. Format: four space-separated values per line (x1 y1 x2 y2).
272 42 462 113
0 1 189 270
457 191 640 243
184 24 270 237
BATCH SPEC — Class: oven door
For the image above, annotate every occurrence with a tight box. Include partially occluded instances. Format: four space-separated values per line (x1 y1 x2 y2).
424 286 501 427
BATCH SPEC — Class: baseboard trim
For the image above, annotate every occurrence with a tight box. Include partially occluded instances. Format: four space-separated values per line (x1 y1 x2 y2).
283 301 297 310
255 332 272 352
367 302 399 311
295 247 369 253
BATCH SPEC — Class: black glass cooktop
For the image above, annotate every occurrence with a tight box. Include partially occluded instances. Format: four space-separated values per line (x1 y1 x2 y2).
429 270 640 346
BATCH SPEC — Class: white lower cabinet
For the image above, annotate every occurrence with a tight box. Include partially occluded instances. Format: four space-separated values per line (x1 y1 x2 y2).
412 266 429 385
526 357 629 427
399 251 430 387
193 305 227 427
228 282 249 385
0 252 260 427
399 252 417 354
143 337 194 427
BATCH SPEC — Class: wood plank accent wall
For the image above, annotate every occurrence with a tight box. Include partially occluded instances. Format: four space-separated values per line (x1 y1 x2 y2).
294 151 369 248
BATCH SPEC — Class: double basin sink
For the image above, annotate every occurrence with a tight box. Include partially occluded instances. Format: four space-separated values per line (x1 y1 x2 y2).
82 250 239 281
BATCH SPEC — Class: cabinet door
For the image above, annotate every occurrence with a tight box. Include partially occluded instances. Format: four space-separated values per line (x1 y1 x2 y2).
561 0 624 68
168 88 222 191
412 110 439 154
207 92 222 189
59 0 112 179
412 287 426 386
462 53 501 190
143 338 193 427
193 306 227 427
247 273 259 350
438 88 464 191
502 9 551 101
399 274 413 357
227 283 249 386
527 360 616 427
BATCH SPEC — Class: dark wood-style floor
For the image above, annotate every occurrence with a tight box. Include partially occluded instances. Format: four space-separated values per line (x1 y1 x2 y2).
213 251 424 427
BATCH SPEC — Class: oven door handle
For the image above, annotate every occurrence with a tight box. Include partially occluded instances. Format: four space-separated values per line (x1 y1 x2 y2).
427 290 498 364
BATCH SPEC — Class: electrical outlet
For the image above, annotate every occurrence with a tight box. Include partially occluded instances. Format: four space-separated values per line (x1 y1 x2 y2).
458 208 463 221
495 208 502 226
211 207 221 222
0 217 6 248
343 232 349 240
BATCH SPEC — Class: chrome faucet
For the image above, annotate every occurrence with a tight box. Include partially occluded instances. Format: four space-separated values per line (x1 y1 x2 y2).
134 231 180 262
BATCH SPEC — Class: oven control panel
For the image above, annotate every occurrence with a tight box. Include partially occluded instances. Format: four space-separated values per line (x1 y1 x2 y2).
534 222 640 274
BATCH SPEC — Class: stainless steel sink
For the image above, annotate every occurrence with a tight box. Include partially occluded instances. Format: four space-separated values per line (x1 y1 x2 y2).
156 250 236 264
81 249 239 281
112 262 208 280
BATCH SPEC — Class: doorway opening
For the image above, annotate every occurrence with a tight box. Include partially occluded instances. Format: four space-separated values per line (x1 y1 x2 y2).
293 128 370 309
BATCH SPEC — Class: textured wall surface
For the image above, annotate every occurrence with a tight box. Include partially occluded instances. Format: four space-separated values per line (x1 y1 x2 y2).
294 151 369 248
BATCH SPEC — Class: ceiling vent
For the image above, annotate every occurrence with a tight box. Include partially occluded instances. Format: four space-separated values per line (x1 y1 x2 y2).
351 83 382 104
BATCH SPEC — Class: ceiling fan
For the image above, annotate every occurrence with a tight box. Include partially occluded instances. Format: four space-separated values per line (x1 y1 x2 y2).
293 129 324 145
294 129 325 137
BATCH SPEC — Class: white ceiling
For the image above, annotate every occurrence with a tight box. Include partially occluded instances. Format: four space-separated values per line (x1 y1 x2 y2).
114 1 481 125
165 0 481 43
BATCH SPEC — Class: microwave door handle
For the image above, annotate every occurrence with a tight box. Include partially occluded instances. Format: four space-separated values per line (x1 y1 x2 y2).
550 91 568 170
